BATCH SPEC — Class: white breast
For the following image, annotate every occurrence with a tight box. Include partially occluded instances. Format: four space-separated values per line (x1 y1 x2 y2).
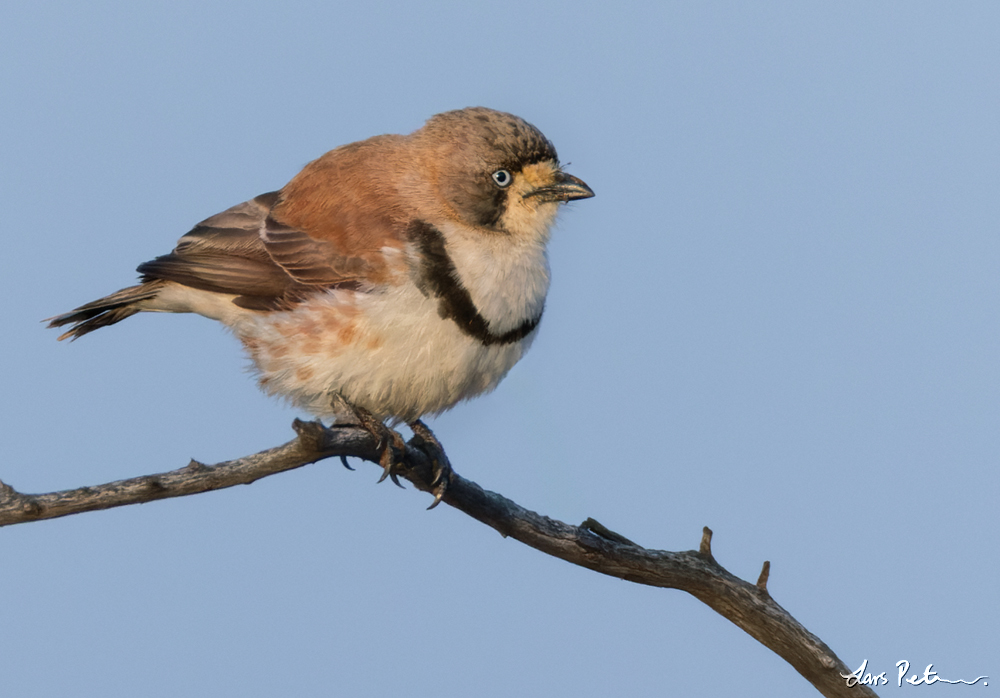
147 219 554 423
237 281 538 422
439 220 552 334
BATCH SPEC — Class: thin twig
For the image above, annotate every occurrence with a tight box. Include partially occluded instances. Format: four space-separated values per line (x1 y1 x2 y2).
0 420 875 698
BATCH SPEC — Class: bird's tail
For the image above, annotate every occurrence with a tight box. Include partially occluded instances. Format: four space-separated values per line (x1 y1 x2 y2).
46 280 167 341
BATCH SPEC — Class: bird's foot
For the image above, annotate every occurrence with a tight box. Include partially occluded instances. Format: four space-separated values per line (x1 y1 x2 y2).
408 419 453 509
332 394 407 487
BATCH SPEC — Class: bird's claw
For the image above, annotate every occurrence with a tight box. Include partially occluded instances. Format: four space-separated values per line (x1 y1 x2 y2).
333 394 406 488
366 425 405 489
330 397 452 504
409 419 453 509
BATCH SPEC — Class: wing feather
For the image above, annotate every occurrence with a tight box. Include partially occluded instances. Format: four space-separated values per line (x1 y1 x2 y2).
136 190 385 309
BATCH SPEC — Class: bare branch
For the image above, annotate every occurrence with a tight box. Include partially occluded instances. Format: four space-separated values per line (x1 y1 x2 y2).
700 525 714 557
758 559 772 591
0 420 875 698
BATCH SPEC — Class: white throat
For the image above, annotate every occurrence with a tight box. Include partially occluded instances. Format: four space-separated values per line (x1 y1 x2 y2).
440 223 551 334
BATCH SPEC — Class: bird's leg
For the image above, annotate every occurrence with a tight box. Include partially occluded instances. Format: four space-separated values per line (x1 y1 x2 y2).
408 419 453 509
331 394 406 488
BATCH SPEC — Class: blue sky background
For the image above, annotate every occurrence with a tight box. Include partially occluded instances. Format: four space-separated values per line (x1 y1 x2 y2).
2 2 997 696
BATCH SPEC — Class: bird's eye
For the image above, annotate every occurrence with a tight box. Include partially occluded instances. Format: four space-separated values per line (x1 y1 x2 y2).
491 169 512 188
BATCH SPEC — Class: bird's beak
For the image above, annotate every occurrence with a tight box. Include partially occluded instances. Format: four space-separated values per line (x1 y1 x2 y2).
524 171 595 203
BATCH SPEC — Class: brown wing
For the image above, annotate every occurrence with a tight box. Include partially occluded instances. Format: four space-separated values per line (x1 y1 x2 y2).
263 136 412 287
137 192 375 310
137 193 283 298
51 139 413 339
260 216 374 284
140 138 411 309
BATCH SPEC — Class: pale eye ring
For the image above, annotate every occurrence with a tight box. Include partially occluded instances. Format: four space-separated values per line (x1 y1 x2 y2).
491 169 513 188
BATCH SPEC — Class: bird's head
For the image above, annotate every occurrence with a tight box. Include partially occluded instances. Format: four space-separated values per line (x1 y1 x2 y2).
409 107 594 241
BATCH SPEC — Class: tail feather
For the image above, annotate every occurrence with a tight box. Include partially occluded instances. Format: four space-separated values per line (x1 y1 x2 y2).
47 280 166 341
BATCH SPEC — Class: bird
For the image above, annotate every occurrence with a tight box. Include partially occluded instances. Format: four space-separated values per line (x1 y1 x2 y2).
48 107 594 501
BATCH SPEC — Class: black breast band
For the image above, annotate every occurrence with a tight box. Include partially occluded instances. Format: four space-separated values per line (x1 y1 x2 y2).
410 221 542 346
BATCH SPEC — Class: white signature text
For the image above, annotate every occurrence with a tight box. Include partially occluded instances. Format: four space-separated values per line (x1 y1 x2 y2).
841 659 988 687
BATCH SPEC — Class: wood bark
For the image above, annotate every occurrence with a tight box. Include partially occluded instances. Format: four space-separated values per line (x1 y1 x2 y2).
0 420 877 698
